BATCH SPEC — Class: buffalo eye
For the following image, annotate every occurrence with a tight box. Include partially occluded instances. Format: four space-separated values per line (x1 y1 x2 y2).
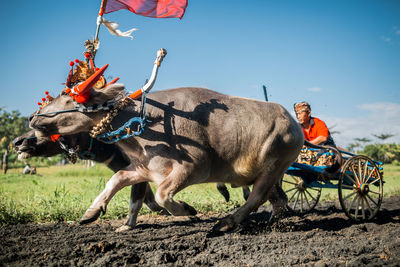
64 98 72 104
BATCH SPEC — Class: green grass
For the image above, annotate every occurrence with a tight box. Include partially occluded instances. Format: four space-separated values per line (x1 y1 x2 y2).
0 163 399 225
0 164 245 225
0 164 115 225
381 164 400 196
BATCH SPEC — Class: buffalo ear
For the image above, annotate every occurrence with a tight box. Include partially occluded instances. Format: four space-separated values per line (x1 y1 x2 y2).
89 83 126 104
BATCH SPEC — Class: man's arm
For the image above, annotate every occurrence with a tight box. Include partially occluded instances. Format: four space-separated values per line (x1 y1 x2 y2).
309 135 328 145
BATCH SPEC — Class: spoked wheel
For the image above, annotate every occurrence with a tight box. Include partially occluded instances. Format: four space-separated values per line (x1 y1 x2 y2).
338 155 383 221
281 175 321 214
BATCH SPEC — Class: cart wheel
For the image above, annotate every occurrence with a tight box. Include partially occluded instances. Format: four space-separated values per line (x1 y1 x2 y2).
338 155 383 221
281 175 321 214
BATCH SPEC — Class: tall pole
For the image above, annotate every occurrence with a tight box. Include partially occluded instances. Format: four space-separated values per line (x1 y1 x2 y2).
95 0 108 42
263 85 268 102
2 150 8 174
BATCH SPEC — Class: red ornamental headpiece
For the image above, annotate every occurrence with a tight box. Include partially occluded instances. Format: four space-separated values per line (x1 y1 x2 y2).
36 53 110 108
64 52 108 103
72 64 109 103
37 91 55 109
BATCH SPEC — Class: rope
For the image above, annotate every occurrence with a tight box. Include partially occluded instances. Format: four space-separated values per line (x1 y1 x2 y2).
96 116 146 144
95 93 148 144
35 108 80 117
78 137 95 160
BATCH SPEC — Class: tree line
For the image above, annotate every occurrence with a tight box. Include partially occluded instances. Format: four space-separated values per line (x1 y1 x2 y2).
0 108 30 173
347 134 400 165
0 108 62 173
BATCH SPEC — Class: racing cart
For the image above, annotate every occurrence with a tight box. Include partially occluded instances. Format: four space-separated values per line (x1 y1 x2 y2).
282 145 384 222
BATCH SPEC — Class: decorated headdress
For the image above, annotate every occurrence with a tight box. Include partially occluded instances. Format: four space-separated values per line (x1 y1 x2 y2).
37 91 55 109
36 51 112 106
64 53 109 104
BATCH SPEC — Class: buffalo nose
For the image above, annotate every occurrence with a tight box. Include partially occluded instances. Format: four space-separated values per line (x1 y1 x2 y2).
29 114 39 130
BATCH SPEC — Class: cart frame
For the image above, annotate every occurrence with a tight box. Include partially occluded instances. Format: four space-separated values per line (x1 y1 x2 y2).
282 147 384 222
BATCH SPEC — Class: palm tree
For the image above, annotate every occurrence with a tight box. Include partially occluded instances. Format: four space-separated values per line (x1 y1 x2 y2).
355 137 371 143
372 133 395 143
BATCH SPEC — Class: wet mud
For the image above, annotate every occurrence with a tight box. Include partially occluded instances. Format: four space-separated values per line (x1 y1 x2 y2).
1 196 400 266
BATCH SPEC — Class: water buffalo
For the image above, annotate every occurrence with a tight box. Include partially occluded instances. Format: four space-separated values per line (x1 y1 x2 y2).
30 84 303 231
13 130 256 229
13 130 165 230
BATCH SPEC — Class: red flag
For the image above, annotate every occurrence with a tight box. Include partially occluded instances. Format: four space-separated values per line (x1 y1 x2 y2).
104 0 188 19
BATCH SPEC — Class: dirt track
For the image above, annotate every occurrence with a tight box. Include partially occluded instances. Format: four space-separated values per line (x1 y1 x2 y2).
1 196 400 266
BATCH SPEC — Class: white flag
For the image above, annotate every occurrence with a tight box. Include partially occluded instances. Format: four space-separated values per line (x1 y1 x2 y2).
97 17 137 39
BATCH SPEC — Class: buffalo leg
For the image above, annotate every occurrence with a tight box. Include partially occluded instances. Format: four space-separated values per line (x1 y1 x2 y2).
116 182 147 232
267 182 288 217
126 182 147 227
242 186 251 201
143 183 165 212
80 169 142 225
216 183 230 202
118 183 168 232
249 183 288 215
155 166 197 216
216 184 251 202
215 162 288 231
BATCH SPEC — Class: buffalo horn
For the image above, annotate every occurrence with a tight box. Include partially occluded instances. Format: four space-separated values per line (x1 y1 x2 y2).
76 64 109 97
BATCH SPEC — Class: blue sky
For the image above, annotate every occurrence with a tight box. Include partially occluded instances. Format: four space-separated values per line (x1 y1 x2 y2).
0 0 399 147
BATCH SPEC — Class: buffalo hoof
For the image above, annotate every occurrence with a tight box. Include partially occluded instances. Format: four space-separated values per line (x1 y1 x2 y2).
145 202 165 213
268 208 292 224
212 217 237 233
158 208 170 216
79 207 104 225
115 225 133 232
180 201 197 216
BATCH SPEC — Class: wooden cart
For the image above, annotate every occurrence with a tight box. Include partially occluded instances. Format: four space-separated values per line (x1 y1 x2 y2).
283 147 384 222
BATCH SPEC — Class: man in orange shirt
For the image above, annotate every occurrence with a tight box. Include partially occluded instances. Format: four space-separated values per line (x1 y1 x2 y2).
294 101 336 147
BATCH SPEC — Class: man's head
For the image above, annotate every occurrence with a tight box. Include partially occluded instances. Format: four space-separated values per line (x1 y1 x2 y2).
294 101 311 125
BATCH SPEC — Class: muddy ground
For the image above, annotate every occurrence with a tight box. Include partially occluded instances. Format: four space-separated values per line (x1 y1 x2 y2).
1 196 400 266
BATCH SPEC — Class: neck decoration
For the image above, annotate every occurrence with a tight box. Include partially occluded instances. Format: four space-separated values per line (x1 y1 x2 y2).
95 93 148 144
89 97 132 138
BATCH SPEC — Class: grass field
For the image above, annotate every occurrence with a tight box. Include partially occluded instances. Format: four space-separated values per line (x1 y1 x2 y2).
1 163 399 225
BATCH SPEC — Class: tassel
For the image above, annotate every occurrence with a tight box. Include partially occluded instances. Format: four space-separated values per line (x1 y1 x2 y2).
101 18 137 40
